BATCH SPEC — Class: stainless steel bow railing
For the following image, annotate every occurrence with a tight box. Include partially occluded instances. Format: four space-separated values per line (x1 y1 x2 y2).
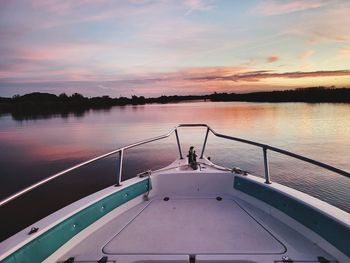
1 124 349 207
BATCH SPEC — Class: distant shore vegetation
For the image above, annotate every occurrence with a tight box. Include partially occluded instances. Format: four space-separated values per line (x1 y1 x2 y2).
0 87 349 120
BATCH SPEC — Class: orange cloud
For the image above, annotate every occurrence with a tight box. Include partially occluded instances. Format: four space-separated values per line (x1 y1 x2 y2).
337 47 350 58
299 50 315 59
187 69 350 82
267 55 279 63
105 68 350 95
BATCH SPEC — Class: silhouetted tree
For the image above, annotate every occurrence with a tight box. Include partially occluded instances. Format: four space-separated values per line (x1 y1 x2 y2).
1 88 350 121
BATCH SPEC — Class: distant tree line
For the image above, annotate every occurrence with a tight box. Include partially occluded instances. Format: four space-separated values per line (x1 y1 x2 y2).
0 87 349 120
0 92 209 120
210 87 350 103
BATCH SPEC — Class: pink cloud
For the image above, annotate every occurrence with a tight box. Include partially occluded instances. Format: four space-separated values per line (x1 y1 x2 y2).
0 42 124 80
253 0 330 16
27 1 159 30
20 43 108 61
30 0 109 14
267 55 279 63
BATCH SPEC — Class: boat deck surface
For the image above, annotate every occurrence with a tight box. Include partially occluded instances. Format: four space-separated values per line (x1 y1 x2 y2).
104 197 284 254
61 194 336 263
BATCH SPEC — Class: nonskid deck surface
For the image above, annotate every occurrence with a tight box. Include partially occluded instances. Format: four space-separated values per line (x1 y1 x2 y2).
62 195 335 263
103 197 284 255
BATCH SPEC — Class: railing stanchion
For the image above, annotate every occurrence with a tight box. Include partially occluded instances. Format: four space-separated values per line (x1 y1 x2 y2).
200 127 210 159
263 147 271 184
116 149 124 186
175 129 183 159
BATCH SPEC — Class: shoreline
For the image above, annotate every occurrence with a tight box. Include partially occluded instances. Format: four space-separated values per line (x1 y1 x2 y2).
1 87 349 120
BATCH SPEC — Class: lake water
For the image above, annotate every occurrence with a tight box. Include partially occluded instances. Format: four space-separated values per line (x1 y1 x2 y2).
0 101 350 240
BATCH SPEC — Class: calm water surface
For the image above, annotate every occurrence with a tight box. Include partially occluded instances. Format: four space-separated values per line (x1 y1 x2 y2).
0 101 349 240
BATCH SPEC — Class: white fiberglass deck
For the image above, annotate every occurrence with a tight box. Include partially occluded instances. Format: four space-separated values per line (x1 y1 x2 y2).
103 197 284 255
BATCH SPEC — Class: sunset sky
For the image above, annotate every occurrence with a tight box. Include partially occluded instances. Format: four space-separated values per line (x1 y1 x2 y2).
1 0 350 97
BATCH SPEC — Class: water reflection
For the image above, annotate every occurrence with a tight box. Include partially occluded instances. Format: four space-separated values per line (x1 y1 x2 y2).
10 107 113 121
0 102 349 240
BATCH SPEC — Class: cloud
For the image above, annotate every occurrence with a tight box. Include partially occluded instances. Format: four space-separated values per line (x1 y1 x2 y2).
1 1 350 97
184 0 214 15
267 55 279 63
340 47 350 53
336 46 350 59
97 84 114 90
299 50 315 60
30 0 109 14
281 2 350 44
2 67 350 97
253 0 330 16
298 50 315 70
188 69 350 82
3 67 349 95
16 43 116 62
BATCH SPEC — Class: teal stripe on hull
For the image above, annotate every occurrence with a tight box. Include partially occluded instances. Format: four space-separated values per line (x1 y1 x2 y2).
1 179 150 263
234 176 350 257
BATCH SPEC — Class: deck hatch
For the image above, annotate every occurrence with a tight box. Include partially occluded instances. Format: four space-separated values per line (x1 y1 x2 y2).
103 197 285 255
